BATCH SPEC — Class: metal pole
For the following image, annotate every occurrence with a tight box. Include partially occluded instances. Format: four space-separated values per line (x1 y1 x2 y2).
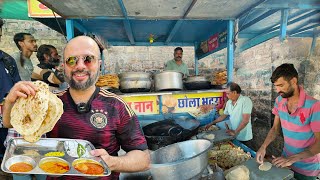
65 19 74 41
227 20 235 83
194 42 199 75
279 9 289 42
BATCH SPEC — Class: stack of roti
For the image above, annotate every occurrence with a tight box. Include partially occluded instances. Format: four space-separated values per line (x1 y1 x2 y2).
10 81 63 142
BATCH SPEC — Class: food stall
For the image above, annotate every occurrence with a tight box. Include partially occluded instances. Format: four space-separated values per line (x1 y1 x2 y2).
3 0 317 179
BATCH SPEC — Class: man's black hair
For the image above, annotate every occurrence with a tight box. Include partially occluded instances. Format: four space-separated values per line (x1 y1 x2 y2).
270 63 298 83
227 82 242 94
36 44 56 62
13 32 32 67
174 47 183 53
13 32 32 50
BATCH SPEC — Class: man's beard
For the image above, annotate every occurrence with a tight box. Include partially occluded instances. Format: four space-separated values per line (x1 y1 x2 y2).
174 57 181 61
49 57 60 67
64 70 99 90
279 84 295 98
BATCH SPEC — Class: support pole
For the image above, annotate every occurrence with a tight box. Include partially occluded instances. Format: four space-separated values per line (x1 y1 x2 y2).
66 19 74 41
194 42 199 75
227 20 235 83
279 9 289 42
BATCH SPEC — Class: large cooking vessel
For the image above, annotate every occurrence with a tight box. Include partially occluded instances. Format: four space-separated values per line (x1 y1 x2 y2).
119 72 151 93
150 139 212 180
142 118 200 150
154 71 183 91
184 76 211 90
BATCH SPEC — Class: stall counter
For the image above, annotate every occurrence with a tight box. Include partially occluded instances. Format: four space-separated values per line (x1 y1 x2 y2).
119 89 226 117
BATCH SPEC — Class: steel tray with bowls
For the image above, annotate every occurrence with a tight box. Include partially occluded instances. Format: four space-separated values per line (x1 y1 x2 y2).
1 138 111 177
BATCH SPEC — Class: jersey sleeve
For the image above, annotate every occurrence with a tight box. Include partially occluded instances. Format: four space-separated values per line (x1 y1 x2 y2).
116 100 148 152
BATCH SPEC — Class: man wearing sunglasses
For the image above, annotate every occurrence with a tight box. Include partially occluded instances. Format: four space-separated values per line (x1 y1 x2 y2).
2 36 150 180
205 82 253 143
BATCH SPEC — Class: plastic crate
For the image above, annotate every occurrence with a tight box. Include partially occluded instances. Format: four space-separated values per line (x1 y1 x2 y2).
193 109 216 126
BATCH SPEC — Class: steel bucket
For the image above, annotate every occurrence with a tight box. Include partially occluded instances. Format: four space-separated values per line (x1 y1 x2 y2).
150 139 212 180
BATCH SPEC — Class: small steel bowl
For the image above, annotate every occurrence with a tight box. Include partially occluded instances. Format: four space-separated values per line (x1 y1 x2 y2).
5 155 36 173
39 157 70 174
72 158 105 176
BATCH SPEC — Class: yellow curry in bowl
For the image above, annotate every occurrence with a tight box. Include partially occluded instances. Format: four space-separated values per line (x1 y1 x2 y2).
9 162 33 172
39 157 70 174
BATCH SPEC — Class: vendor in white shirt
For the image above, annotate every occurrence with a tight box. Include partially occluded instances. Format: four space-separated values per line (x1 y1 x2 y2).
205 82 253 142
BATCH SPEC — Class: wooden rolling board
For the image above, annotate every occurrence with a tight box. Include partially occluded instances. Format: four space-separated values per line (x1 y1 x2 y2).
241 159 294 180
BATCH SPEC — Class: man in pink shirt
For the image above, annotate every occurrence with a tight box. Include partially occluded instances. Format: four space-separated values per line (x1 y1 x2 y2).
256 63 320 179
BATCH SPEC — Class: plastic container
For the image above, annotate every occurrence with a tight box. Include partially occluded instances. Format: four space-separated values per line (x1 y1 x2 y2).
192 109 216 126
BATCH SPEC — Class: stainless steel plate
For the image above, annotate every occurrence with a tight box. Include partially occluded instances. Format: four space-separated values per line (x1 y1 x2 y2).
1 138 111 177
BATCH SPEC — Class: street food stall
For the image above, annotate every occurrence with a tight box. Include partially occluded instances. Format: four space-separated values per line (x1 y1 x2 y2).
1 0 319 179
32 0 319 179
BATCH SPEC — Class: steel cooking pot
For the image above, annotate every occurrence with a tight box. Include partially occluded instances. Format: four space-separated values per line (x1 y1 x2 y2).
154 71 183 91
184 75 211 90
150 139 212 180
119 72 151 93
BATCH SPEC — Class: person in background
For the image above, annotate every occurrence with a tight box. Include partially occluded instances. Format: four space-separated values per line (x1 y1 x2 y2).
2 36 150 180
0 18 21 164
32 44 65 92
205 82 253 143
1 31 45 180
12 32 37 81
256 63 320 180
164 47 189 78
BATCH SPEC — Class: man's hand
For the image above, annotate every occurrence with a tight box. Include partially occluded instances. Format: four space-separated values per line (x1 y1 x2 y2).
256 147 266 164
90 149 117 171
271 155 294 168
226 129 237 136
205 122 215 130
6 81 38 103
90 149 150 172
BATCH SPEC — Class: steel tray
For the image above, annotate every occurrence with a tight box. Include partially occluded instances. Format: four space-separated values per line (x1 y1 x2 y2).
1 138 111 177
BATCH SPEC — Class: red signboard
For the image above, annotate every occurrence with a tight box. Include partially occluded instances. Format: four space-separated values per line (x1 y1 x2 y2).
208 33 219 52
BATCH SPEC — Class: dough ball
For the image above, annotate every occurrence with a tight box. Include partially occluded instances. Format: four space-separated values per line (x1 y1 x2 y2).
259 162 272 171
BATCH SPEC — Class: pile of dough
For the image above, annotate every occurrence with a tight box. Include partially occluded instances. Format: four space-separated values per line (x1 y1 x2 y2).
225 165 249 180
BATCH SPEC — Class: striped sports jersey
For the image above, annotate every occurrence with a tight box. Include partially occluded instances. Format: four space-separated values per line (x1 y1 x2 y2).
272 86 320 176
48 87 148 180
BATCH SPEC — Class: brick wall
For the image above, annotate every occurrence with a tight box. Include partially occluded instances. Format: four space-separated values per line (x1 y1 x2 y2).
0 19 66 65
1 19 225 76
